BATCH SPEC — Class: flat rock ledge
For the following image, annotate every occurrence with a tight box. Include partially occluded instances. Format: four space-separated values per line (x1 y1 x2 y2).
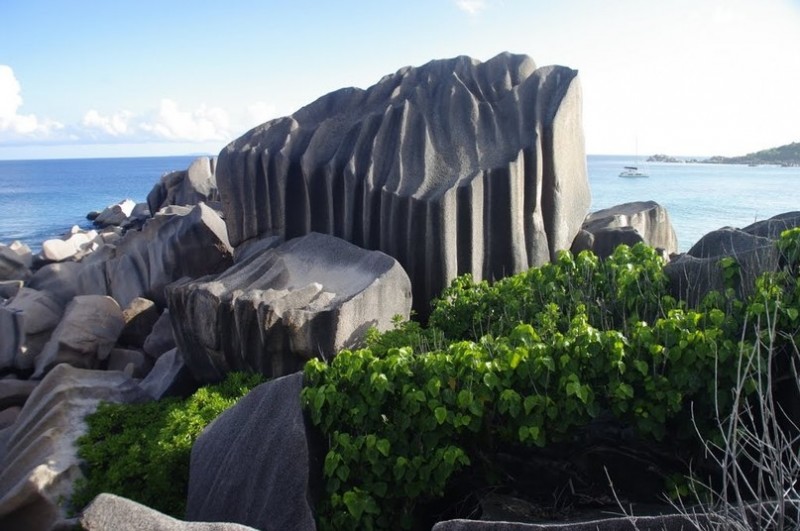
0 364 147 531
167 232 412 382
81 493 257 531
216 52 590 316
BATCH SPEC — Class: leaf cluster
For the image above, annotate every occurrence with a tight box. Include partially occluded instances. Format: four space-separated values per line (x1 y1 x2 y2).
72 371 266 517
303 233 800 530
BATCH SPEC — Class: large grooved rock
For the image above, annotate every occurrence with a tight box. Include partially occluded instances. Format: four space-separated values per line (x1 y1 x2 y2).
106 202 233 308
0 364 147 530
168 232 412 381
27 261 109 306
217 52 589 315
147 156 220 214
81 493 258 531
572 201 678 258
665 211 800 305
33 295 125 378
186 372 319 530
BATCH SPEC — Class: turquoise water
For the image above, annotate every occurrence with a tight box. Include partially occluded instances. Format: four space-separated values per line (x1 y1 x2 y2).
0 155 797 253
589 155 800 251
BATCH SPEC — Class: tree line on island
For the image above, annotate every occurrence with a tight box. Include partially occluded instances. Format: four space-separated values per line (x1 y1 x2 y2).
648 140 800 166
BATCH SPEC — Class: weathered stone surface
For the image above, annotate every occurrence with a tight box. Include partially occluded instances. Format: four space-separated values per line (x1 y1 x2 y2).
0 406 20 430
106 202 233 308
665 211 800 305
81 493 258 531
572 201 678 258
27 260 108 305
0 379 38 410
4 287 63 335
0 243 31 282
93 198 136 228
119 297 160 348
0 365 147 530
107 348 151 378
216 53 589 315
142 310 176 359
0 280 23 300
432 514 724 530
0 308 25 372
147 156 220 215
168 232 412 381
186 372 318 530
33 295 125 378
139 348 197 400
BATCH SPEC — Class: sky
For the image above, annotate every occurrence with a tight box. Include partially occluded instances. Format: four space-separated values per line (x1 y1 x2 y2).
1 0 799 160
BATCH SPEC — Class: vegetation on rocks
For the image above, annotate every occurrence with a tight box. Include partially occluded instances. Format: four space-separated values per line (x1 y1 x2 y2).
71 372 265 517
302 230 800 530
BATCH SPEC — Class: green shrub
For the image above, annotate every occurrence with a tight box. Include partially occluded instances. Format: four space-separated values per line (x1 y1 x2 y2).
72 371 266 517
303 234 800 530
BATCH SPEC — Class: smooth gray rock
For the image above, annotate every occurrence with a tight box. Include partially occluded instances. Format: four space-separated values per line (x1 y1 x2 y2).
81 493 258 531
106 348 151 378
0 406 20 430
119 297 160 348
0 280 23 300
572 201 678 258
138 348 197 400
0 243 31 282
216 52 590 316
0 379 38 410
665 211 800 305
28 260 109 305
0 365 147 531
106 202 233 308
142 310 176 359
93 198 136 228
4 287 63 335
167 232 412 382
186 372 318 531
147 157 220 215
33 295 125 378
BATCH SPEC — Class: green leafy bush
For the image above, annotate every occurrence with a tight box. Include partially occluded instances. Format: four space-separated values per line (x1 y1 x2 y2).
72 371 265 517
303 234 800 530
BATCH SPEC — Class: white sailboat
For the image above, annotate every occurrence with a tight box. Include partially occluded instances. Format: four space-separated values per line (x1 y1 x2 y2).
619 138 649 178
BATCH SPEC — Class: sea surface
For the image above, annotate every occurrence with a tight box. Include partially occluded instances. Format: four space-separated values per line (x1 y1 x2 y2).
0 154 798 253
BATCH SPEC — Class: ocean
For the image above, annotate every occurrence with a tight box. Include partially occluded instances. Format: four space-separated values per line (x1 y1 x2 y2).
0 154 798 253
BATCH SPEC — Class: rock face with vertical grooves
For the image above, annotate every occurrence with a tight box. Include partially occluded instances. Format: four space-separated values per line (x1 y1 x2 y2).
216 53 590 315
166 232 412 382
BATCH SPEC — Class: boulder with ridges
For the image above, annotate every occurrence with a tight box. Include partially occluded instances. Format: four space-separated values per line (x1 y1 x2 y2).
167 232 412 382
0 364 147 531
33 295 125 378
147 156 220 215
571 201 678 258
216 52 589 316
106 202 233 309
186 372 319 530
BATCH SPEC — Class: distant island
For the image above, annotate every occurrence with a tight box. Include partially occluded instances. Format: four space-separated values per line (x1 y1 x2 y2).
647 141 800 167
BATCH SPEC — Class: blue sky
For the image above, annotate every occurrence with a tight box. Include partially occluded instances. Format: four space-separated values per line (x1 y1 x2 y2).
1 0 798 159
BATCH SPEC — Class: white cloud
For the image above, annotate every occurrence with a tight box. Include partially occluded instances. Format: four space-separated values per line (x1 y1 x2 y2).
82 109 134 137
454 0 488 15
0 65 63 138
139 99 231 142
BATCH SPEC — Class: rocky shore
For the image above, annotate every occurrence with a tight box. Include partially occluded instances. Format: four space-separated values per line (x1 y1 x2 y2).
1 52 799 530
